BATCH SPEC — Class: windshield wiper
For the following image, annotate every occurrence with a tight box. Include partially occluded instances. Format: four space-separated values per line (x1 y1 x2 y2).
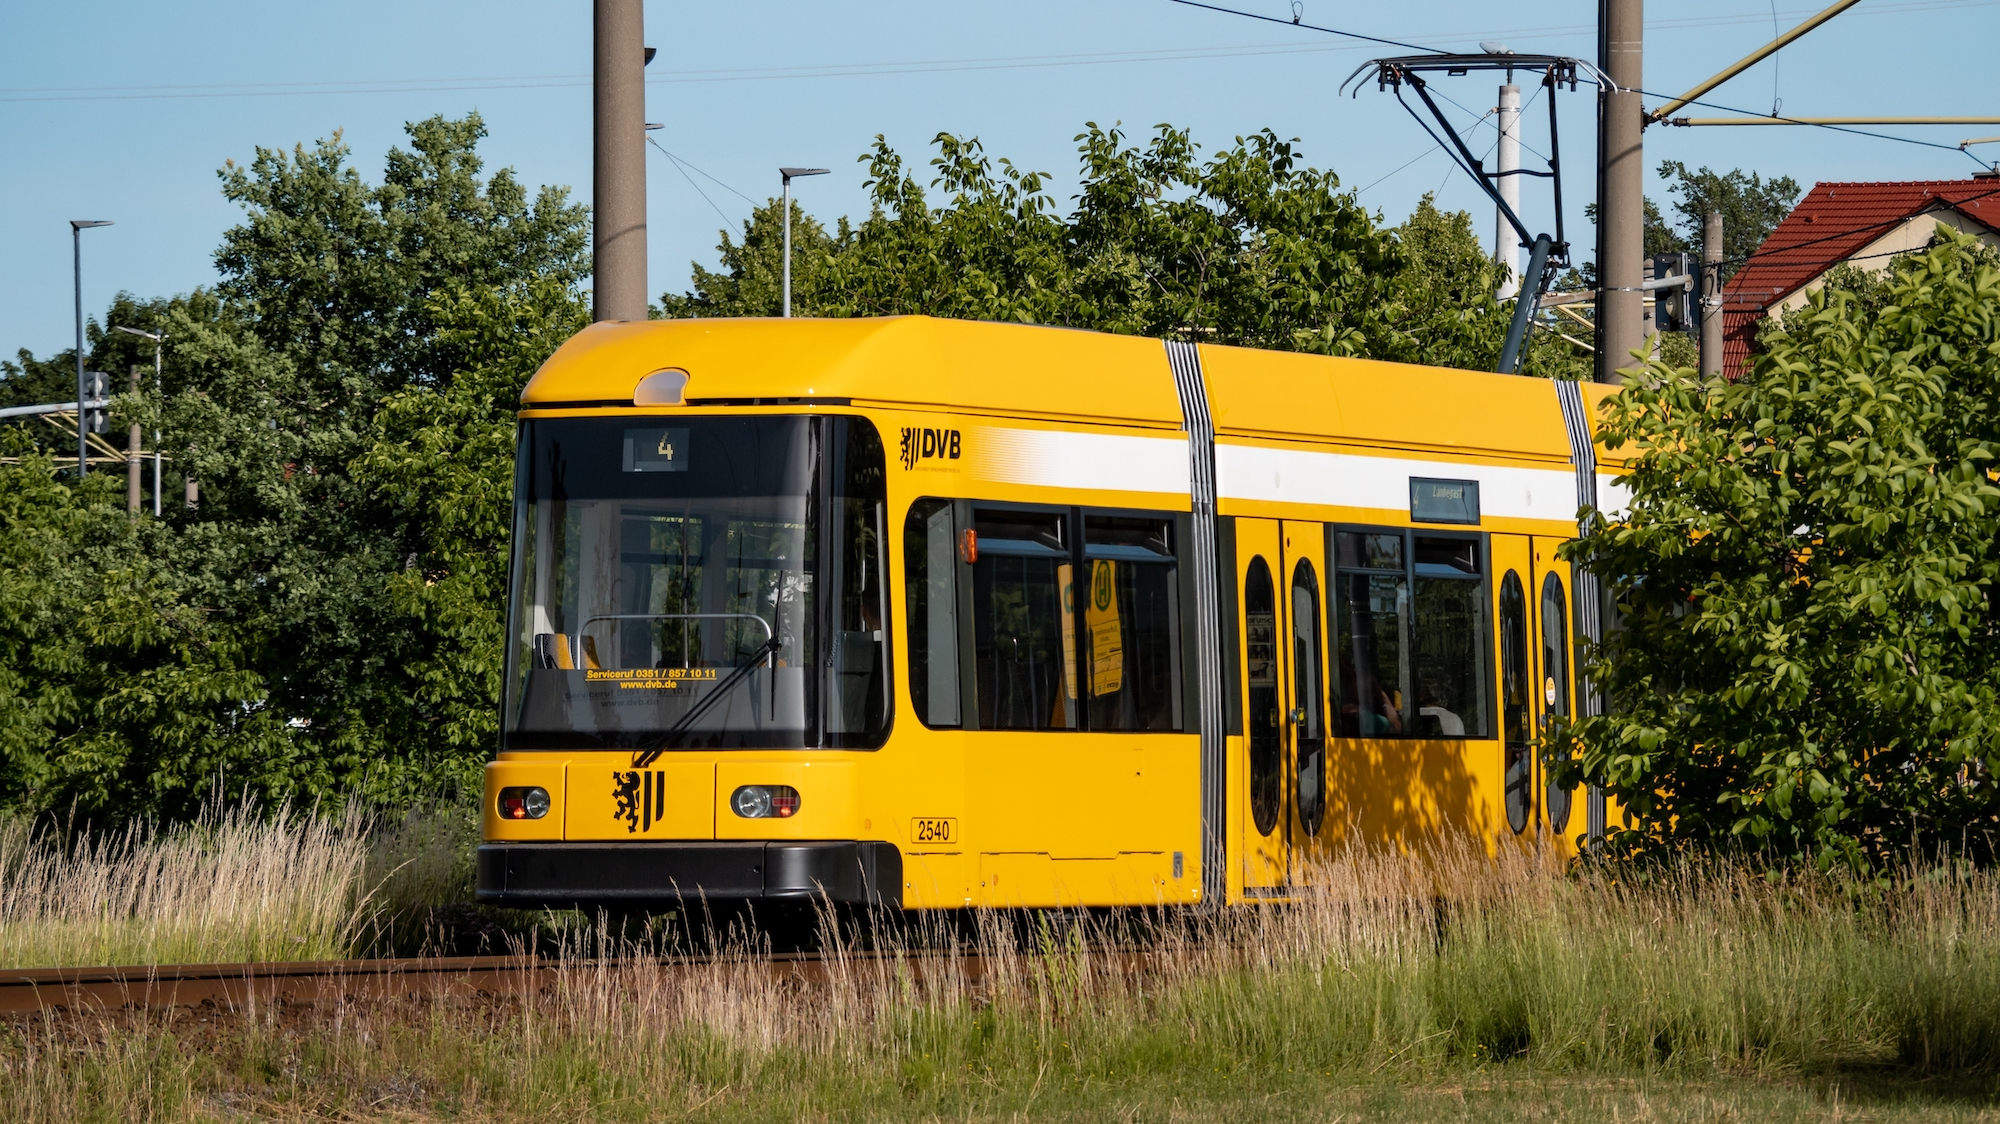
631 634 782 768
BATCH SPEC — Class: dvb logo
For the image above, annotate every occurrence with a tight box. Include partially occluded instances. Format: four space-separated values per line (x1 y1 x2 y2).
898 426 962 471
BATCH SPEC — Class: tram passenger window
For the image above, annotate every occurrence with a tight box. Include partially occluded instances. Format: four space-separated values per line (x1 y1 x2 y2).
971 509 1077 730
1081 516 1183 731
1331 529 1491 740
825 419 890 745
903 499 961 728
1333 533 1409 737
1411 535 1490 739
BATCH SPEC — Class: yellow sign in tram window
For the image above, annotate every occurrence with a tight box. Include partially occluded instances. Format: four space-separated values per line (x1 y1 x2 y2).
1057 562 1079 703
1087 559 1124 696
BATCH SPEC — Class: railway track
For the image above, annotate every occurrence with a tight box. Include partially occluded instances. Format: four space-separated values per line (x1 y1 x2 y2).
0 955 557 1014
0 945 1127 1014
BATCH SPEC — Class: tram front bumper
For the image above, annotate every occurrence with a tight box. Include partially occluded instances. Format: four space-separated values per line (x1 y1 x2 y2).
474 841 903 909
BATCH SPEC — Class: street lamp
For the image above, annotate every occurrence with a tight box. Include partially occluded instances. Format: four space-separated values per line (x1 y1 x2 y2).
70 220 114 477
778 167 829 317
114 325 165 517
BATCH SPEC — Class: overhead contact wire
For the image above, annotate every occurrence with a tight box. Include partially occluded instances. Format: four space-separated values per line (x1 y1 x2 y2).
1173 1 1995 167
649 138 735 227
1164 0 1447 54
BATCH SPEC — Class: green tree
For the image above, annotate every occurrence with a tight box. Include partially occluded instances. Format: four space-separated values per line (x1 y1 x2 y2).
1583 163 1797 283
664 126 1410 358
217 114 588 389
0 457 290 817
0 114 591 820
1655 161 1802 283
1561 228 2000 868
658 198 844 320
0 348 79 415
353 279 590 777
1643 198 1682 257
665 130 1601 377
1383 195 1590 379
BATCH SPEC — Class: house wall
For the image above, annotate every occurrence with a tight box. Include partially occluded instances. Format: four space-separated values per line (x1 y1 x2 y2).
1773 209 2000 317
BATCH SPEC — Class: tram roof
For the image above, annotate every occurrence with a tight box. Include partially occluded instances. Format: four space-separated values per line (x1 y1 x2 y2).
524 316 1184 427
524 316 1617 464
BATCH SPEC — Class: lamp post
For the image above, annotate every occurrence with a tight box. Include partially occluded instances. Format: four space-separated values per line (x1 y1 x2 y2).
115 325 165 516
70 220 114 476
778 167 829 317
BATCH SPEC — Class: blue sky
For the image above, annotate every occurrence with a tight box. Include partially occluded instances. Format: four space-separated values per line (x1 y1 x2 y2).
3 0 1996 360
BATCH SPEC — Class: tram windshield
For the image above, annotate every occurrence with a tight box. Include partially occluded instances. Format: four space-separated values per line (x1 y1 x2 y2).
503 415 889 750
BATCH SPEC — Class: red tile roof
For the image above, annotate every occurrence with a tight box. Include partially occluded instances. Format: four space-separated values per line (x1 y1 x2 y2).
1719 178 2000 377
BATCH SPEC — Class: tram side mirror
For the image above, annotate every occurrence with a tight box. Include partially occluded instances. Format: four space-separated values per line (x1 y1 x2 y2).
532 633 577 670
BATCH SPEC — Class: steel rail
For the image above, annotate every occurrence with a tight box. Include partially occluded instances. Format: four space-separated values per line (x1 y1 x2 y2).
0 946 1164 1014
0 955 552 1014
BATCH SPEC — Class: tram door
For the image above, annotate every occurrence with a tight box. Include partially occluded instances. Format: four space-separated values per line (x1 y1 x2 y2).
1490 534 1579 842
1233 519 1330 895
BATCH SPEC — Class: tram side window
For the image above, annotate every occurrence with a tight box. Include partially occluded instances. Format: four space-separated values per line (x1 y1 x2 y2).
1411 535 1490 739
1333 532 1409 737
903 499 961 728
824 418 890 745
1081 516 1184 731
1331 529 1490 739
971 509 1078 730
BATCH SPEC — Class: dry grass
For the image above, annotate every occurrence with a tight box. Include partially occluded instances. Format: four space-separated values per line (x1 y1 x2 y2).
0 807 371 968
2 823 1999 1119
0 804 486 969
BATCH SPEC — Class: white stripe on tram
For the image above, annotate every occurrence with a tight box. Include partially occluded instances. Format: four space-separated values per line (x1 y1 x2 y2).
1215 442 1590 522
975 428 1192 494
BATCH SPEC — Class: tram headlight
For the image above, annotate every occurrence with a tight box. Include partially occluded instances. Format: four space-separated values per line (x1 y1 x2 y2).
731 784 800 819
499 786 551 820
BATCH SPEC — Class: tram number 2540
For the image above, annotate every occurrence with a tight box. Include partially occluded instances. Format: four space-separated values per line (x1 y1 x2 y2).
910 817 958 845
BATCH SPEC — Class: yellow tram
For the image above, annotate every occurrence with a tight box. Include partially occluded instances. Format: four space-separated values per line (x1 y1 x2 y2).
477 315 1627 910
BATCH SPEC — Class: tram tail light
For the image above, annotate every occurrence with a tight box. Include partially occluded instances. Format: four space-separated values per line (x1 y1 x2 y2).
498 786 551 820
731 785 801 819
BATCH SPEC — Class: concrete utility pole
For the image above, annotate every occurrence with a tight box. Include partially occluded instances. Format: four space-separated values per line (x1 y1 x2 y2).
127 365 143 513
1495 82 1523 300
593 0 647 322
1595 0 1643 384
115 325 166 516
1701 210 1724 378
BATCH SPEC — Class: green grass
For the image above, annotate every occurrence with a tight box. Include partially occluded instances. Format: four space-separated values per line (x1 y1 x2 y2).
5 1012 1998 1122
2 839 1998 1120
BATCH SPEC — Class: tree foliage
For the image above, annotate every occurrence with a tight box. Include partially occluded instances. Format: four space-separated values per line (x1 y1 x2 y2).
663 127 1585 375
352 279 589 778
0 115 587 820
0 460 287 815
1562 229 2000 868
1651 161 1803 284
